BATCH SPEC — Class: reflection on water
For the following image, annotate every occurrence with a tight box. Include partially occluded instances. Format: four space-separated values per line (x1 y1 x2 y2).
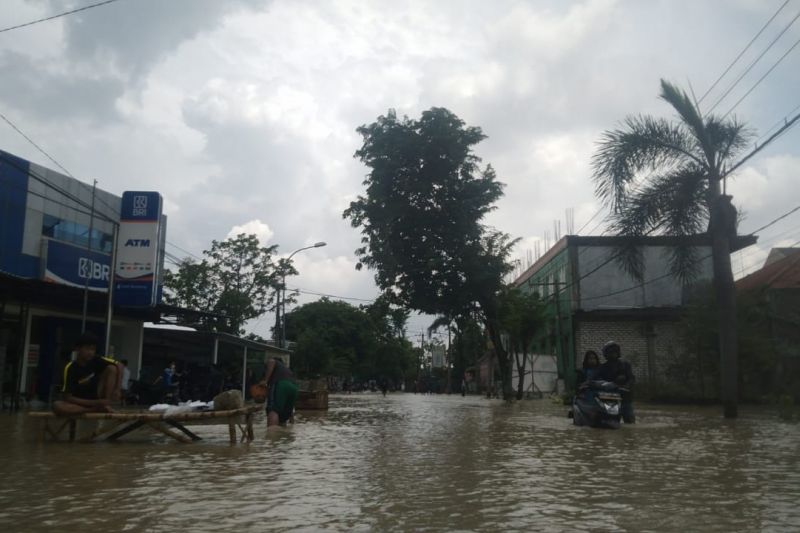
1 395 799 532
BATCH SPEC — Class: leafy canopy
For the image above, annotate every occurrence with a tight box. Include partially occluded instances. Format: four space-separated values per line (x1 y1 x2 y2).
164 233 295 334
344 107 515 316
285 297 416 380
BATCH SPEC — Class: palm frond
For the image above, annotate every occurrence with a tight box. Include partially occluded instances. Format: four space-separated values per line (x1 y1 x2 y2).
667 244 703 284
704 117 753 171
427 315 452 336
659 79 710 152
609 166 708 280
592 115 703 212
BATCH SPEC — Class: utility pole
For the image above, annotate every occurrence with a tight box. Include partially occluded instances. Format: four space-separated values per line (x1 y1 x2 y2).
80 180 97 333
103 223 119 356
273 285 281 345
446 319 452 394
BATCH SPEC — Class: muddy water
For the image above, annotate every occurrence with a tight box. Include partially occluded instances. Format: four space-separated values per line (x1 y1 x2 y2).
1 394 798 532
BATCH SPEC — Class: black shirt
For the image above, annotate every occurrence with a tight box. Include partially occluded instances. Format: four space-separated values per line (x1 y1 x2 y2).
266 359 294 387
62 356 116 399
598 358 635 388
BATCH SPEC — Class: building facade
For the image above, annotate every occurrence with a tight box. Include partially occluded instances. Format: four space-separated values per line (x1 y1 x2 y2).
512 234 755 393
0 149 159 406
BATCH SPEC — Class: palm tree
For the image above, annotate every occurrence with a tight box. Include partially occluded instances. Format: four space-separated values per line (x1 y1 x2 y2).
592 79 753 418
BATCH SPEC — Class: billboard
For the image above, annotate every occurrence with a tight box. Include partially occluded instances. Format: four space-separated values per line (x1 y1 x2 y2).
115 191 163 307
42 238 111 291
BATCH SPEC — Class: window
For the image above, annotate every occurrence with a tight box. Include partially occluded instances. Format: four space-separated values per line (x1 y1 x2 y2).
42 214 113 253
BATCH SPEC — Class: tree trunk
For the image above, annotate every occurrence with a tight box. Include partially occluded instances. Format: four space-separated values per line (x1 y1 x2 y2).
485 321 513 402
710 194 739 418
515 349 525 401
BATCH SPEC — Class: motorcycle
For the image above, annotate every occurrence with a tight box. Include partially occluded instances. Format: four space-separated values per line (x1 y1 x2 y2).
570 380 626 429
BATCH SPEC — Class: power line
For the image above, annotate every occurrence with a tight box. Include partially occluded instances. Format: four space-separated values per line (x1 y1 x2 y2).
0 110 121 216
286 286 376 303
721 33 800 119
576 204 800 302
698 0 791 104
755 102 800 144
0 152 117 224
739 233 800 279
749 205 800 234
576 206 603 234
0 170 109 221
724 109 800 177
705 8 800 115
0 111 75 177
0 0 123 34
166 240 203 262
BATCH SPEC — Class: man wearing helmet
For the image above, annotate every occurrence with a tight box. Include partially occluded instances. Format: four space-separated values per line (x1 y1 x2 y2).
598 341 635 423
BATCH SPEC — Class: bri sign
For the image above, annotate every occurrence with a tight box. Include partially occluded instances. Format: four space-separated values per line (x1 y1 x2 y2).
114 191 164 307
42 239 111 291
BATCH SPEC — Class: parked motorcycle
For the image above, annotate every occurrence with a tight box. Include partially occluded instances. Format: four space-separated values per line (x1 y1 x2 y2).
571 380 626 429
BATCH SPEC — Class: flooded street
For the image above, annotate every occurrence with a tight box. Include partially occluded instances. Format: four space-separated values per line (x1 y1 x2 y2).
1 394 799 532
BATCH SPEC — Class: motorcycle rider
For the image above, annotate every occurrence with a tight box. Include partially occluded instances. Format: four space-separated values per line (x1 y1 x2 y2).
598 341 635 423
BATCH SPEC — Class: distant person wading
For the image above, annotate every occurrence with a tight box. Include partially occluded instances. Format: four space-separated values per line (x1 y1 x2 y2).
263 357 298 427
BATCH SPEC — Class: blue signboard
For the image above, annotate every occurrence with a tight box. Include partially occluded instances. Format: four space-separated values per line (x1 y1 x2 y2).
43 239 111 291
115 191 164 307
120 191 161 221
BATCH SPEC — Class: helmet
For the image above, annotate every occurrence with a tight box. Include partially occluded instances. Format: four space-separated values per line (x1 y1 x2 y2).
602 341 620 358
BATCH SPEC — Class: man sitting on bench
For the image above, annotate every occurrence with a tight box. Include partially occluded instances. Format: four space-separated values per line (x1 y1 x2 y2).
53 333 122 415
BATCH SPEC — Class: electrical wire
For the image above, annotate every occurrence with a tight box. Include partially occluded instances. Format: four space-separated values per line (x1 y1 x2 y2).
698 0 791 105
0 0 123 34
0 111 121 216
286 286 376 303
721 33 800 119
166 240 203 262
0 152 117 223
723 109 800 177
755 102 800 144
705 8 800 115
574 204 800 302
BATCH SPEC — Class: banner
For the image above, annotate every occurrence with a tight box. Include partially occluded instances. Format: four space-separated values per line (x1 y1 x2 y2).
42 238 111 291
115 191 163 307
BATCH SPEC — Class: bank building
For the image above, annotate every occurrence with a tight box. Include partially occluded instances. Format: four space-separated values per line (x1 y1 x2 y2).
0 148 167 409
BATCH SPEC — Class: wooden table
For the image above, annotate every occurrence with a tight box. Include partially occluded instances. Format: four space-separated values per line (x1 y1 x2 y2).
29 405 261 444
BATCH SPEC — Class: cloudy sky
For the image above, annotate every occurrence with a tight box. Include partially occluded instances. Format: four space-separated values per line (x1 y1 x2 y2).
2 0 799 338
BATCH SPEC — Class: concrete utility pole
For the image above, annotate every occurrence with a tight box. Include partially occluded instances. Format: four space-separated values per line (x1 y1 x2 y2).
80 180 97 333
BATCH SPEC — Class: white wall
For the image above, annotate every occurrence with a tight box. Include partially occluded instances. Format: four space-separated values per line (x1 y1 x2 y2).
509 353 558 396
577 245 713 310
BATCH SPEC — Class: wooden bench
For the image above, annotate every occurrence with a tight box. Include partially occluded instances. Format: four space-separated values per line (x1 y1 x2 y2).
29 405 260 444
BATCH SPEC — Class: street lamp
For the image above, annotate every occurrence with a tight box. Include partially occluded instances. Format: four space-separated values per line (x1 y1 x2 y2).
278 241 326 348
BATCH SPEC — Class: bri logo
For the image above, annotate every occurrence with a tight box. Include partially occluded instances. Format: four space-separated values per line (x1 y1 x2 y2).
124 239 151 247
78 258 110 281
132 195 148 217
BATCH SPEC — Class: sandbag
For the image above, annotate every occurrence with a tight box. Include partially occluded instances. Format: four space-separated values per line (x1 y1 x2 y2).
213 389 243 411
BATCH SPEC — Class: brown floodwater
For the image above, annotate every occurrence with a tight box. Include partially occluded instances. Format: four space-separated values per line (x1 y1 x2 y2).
1 394 798 532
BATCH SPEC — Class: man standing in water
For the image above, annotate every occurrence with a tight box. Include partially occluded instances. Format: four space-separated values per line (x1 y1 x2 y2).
53 333 121 415
598 341 635 423
264 357 298 427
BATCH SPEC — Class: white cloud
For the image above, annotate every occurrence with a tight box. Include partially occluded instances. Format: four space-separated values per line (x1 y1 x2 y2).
227 219 274 244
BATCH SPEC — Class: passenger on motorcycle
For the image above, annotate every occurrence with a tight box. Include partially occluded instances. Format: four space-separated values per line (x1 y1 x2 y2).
576 350 601 386
598 341 635 423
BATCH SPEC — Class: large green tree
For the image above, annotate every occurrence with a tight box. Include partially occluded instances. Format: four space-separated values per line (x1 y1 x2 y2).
164 233 294 334
592 80 752 417
343 107 517 399
284 297 417 382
